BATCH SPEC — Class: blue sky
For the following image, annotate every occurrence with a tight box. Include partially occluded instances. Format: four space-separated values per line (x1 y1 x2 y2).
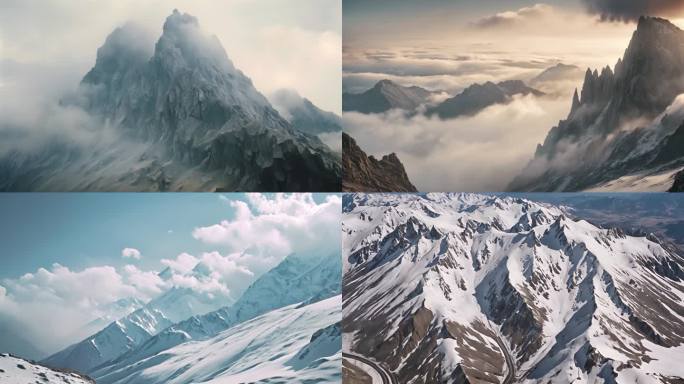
0 193 333 279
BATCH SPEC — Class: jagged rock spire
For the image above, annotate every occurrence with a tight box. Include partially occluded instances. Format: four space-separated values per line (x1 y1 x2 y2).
570 88 580 115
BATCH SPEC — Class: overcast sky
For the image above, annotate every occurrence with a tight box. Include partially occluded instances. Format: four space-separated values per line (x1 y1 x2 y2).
0 0 341 114
342 0 684 191
0 193 341 358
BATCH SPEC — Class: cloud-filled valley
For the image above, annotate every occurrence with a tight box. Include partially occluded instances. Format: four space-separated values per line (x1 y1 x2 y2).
344 95 571 191
343 2 684 192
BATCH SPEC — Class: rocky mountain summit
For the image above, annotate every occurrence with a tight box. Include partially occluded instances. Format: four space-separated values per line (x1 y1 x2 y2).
343 79 434 114
343 193 684 383
510 17 684 192
0 10 340 191
342 132 417 192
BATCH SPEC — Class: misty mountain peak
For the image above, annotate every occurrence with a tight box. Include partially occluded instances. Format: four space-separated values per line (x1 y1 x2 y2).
164 9 200 31
374 79 398 90
153 9 234 73
82 22 152 84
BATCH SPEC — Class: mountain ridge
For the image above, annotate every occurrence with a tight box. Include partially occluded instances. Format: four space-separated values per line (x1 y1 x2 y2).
427 79 544 119
510 16 684 192
343 193 684 383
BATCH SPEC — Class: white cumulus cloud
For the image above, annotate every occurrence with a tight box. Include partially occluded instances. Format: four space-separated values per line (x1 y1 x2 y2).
121 247 141 259
194 193 341 265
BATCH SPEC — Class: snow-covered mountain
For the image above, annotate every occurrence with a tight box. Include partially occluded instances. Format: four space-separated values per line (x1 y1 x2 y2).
43 266 234 373
343 79 434 114
510 17 684 192
0 10 341 192
79 297 146 338
0 353 94 384
427 80 543 119
93 296 341 384
343 193 684 383
56 250 342 382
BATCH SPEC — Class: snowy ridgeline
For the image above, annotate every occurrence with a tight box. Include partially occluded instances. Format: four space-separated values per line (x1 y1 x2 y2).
94 296 341 384
0 353 94 384
30 250 342 384
343 193 684 384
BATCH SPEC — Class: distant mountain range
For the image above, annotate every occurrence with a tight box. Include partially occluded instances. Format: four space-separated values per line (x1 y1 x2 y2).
343 193 684 383
426 80 544 119
342 132 417 192
43 263 236 373
530 63 584 87
510 16 684 192
0 10 340 191
343 78 544 118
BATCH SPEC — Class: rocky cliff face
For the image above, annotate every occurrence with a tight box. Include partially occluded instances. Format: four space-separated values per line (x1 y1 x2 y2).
343 193 684 384
0 10 341 191
342 132 417 192
510 17 684 192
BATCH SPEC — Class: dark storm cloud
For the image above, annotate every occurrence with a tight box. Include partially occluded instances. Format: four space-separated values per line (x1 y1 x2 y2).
581 0 684 22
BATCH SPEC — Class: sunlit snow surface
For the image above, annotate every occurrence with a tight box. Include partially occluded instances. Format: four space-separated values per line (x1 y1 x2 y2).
95 296 341 384
0 353 93 384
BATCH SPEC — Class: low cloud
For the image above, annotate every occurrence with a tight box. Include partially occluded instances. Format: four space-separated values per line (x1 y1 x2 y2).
581 0 684 22
471 4 554 28
121 247 141 259
269 88 307 121
318 131 342 153
161 252 198 274
344 95 571 191
0 264 142 355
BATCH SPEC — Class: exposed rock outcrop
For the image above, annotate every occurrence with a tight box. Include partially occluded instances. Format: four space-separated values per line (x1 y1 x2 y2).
342 132 417 192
